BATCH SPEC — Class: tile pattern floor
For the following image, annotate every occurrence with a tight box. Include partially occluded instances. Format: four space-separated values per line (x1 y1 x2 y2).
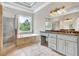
7 43 62 56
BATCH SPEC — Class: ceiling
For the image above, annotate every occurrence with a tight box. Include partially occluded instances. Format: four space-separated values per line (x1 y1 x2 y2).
2 2 79 14
15 2 36 8
2 2 50 13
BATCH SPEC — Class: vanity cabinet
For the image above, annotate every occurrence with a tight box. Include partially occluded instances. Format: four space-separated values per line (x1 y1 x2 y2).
57 35 77 56
47 33 78 56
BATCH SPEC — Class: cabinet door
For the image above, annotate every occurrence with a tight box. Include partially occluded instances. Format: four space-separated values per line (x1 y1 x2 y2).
48 37 56 50
57 39 65 54
74 43 77 56
66 41 77 56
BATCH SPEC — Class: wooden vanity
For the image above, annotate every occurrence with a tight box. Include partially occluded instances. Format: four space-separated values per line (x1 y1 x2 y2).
41 30 79 56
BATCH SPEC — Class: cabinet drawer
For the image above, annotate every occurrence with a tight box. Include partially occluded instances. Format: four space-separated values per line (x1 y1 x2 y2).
48 42 56 50
57 35 77 42
41 33 49 36
48 40 56 44
57 35 67 40
48 37 56 45
48 37 56 41
66 36 77 42
49 34 56 38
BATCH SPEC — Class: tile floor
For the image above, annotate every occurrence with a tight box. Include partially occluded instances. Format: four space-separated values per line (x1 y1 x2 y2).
7 43 62 56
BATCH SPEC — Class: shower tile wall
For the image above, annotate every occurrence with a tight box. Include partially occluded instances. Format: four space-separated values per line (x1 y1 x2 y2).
3 17 15 48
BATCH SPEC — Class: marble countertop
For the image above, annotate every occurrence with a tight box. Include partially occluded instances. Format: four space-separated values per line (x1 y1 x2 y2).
41 31 79 36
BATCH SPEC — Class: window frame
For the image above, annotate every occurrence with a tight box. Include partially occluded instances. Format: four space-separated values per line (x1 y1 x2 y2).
17 15 33 34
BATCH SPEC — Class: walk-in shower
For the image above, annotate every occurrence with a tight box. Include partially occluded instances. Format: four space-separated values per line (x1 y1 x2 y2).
3 16 17 49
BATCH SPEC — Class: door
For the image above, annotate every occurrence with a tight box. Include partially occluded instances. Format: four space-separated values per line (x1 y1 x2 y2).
41 36 46 45
65 41 77 56
57 39 65 54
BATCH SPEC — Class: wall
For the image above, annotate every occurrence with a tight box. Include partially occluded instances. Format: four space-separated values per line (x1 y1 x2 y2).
33 2 70 34
33 3 79 34
3 7 33 33
3 3 79 35
33 2 75 34
75 18 79 31
3 3 54 34
58 12 79 30
33 3 53 34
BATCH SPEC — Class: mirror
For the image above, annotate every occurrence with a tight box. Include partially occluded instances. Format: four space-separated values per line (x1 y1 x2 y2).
45 12 79 31
60 18 74 29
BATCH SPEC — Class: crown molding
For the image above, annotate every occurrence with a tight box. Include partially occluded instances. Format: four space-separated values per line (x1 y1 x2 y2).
33 2 51 13
2 2 51 14
2 3 33 13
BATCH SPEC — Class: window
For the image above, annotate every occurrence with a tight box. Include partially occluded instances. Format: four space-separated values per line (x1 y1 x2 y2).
18 15 33 34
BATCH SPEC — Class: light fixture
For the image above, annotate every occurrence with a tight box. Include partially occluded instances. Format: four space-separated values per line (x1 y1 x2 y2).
66 18 72 20
60 6 66 13
50 6 66 16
